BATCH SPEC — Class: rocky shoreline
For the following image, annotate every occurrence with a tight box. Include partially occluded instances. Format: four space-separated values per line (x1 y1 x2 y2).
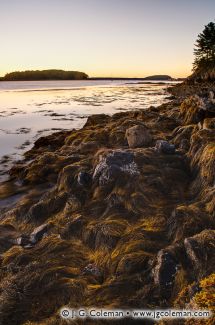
0 82 214 325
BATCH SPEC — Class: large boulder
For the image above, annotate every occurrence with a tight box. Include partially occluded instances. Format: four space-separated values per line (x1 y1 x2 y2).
126 124 153 148
93 150 139 187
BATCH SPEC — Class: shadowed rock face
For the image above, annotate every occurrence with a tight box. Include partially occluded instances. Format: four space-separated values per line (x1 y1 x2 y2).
0 83 214 325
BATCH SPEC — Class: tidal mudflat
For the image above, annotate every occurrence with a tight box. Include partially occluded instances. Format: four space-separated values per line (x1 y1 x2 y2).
0 80 176 181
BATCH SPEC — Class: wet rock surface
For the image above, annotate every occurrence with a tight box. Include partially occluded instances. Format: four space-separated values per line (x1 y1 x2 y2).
0 82 214 325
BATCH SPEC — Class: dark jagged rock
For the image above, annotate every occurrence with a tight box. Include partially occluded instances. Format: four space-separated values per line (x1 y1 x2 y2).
16 235 32 247
155 140 176 154
93 150 139 186
29 223 49 244
77 171 92 187
154 249 179 299
82 263 102 278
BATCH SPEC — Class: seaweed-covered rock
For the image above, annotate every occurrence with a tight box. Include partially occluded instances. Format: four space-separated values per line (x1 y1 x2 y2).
126 124 153 148
180 95 206 125
184 230 215 279
76 141 99 154
26 191 67 222
155 140 175 154
62 195 82 215
83 219 128 250
0 80 214 324
0 224 20 253
167 205 214 242
84 114 110 127
202 117 215 130
116 252 150 276
179 138 190 152
180 93 215 128
61 215 85 239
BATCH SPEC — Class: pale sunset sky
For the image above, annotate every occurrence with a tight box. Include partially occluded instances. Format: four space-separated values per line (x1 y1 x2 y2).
0 0 214 78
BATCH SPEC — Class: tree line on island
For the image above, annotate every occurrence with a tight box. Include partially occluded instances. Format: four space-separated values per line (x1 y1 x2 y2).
0 69 89 81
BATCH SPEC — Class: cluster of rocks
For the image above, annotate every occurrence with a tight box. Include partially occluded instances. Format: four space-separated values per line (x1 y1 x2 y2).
0 223 49 252
17 223 50 248
0 83 214 325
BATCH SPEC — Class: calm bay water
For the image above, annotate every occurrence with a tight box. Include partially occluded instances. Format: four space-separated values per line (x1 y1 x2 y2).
0 80 178 181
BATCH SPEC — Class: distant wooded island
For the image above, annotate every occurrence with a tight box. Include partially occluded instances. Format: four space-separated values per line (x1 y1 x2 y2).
0 69 88 81
90 75 184 81
0 70 185 81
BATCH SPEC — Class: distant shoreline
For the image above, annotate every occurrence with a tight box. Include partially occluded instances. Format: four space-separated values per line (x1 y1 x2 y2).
0 70 186 82
0 78 185 82
89 77 185 81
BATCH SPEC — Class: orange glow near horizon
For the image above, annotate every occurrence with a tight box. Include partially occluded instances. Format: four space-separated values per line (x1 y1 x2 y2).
0 1 214 79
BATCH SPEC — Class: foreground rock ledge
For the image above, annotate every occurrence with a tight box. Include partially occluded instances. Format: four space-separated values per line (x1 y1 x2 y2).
0 84 214 325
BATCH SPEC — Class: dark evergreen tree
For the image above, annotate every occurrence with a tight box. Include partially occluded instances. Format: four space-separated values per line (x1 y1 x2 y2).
193 21 215 70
